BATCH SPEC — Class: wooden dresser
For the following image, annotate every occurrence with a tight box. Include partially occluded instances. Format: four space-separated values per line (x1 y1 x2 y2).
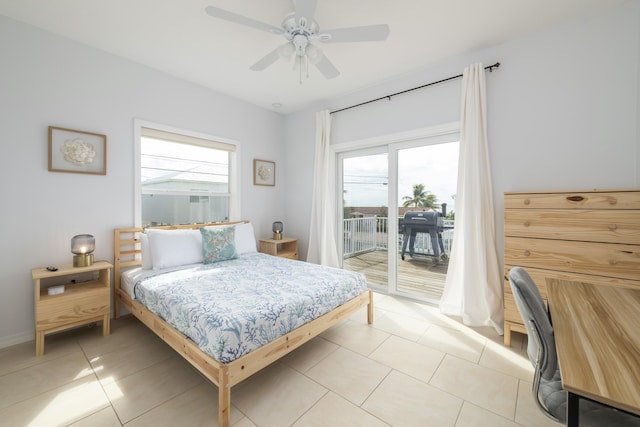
503 189 640 346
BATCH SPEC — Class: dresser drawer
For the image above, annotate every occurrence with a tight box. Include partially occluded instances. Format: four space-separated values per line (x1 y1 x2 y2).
504 237 640 281
504 191 640 210
503 266 640 328
36 287 110 331
504 292 527 325
504 209 640 244
504 266 640 297
504 267 548 300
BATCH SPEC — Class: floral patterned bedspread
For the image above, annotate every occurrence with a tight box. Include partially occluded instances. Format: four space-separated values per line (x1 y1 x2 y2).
134 253 368 363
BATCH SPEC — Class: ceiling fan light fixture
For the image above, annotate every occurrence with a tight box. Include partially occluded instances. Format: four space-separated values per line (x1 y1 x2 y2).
277 43 295 59
205 2 389 82
292 34 309 55
306 44 323 64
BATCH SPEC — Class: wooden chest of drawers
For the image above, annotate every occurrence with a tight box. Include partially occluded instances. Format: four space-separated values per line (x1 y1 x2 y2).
503 189 640 346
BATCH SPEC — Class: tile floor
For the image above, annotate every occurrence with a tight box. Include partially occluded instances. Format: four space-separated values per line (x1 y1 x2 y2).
0 293 562 426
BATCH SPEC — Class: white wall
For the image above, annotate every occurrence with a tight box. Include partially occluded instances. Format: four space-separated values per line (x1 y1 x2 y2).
0 16 285 346
284 0 640 261
2 1 638 347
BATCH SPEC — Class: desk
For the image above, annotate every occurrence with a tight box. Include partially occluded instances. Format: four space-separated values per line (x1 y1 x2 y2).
546 278 640 426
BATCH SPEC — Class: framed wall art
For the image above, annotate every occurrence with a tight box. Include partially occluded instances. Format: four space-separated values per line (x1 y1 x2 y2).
253 159 275 186
48 126 107 175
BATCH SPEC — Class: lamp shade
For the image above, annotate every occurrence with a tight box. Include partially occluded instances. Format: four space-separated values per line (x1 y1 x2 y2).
272 221 283 240
71 234 95 255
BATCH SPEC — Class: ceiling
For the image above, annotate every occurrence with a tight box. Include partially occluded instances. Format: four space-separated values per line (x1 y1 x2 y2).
0 0 626 114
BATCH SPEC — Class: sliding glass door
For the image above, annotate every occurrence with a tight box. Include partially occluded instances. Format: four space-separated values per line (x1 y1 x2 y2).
338 133 459 303
339 149 389 293
395 142 458 301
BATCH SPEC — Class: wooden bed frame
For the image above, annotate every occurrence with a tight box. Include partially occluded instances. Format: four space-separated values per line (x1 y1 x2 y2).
113 223 373 427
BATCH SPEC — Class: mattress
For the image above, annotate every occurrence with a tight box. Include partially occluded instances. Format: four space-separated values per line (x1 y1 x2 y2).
130 253 368 363
120 263 201 298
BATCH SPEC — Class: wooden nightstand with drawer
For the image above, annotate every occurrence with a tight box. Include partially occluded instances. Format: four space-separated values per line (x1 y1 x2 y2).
259 238 298 260
32 261 112 356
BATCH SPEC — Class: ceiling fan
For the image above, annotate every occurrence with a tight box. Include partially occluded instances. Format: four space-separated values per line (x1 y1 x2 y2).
205 0 390 82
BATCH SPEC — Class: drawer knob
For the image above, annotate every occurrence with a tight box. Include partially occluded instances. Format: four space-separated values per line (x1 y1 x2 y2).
524 221 530 227
610 259 618 266
524 199 530 205
609 198 618 205
609 224 618 231
566 195 584 202
524 250 531 256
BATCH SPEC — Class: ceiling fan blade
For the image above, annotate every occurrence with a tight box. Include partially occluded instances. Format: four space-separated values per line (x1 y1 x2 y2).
250 47 281 71
205 6 283 35
314 54 340 79
322 24 390 42
294 0 317 22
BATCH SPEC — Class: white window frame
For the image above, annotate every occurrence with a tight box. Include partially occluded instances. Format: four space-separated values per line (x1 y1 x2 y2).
133 119 241 227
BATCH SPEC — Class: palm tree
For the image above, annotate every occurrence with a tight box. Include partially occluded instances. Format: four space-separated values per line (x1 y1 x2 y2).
402 184 440 209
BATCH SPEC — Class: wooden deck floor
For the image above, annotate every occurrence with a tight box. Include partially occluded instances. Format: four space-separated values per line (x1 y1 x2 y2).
343 250 448 301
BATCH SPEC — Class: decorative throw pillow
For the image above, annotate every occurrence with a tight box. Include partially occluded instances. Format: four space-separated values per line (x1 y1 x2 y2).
205 222 257 255
200 226 237 264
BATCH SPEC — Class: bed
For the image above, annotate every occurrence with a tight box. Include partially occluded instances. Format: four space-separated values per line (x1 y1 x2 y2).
113 222 373 427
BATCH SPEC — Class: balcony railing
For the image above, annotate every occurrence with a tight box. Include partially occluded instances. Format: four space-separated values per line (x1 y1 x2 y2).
343 216 454 258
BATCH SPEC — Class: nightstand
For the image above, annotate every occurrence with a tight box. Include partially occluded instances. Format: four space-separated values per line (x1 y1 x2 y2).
32 261 112 356
259 237 298 260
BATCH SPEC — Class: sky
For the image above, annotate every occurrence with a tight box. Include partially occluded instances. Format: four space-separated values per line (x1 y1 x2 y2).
342 141 459 213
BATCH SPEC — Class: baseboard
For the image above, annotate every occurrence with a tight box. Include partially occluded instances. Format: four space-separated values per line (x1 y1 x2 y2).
0 330 34 350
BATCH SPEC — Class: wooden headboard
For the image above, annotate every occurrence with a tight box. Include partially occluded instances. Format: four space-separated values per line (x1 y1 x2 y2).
113 222 245 314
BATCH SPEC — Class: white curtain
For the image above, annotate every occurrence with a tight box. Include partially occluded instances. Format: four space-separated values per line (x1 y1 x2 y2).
307 110 340 267
439 63 504 334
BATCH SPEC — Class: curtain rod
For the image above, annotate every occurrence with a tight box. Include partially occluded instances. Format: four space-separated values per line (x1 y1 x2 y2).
330 62 501 115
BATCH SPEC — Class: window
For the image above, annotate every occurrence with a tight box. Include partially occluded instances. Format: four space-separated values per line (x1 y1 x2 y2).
136 124 238 227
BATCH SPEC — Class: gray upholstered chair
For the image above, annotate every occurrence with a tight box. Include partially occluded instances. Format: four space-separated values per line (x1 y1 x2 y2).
508 267 640 426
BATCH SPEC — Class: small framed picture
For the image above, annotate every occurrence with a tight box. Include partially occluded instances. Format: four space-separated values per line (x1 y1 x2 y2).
48 126 107 175
253 159 275 186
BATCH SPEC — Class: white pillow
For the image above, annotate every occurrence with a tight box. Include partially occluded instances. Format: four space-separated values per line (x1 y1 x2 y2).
146 229 203 270
205 222 257 255
235 222 257 255
140 233 153 270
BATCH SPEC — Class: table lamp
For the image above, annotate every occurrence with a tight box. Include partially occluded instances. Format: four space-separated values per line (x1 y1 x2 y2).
71 234 95 267
272 221 283 240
